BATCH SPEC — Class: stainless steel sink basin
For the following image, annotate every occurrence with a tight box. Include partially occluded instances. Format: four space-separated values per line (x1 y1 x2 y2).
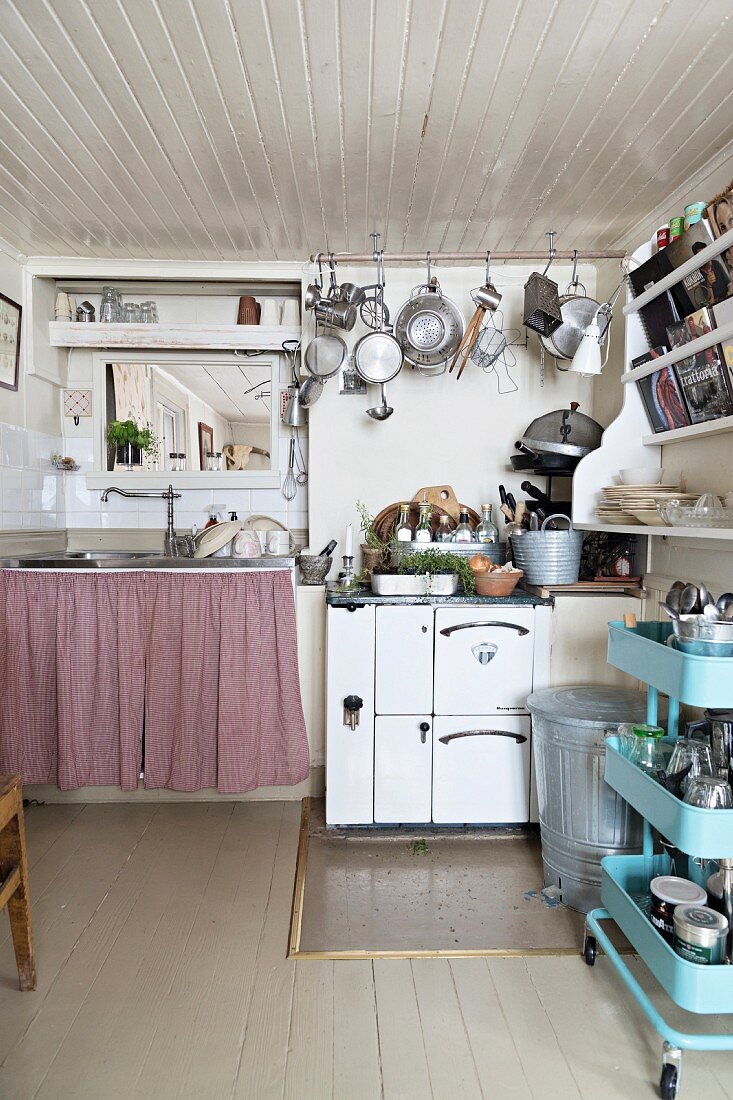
61 551 163 560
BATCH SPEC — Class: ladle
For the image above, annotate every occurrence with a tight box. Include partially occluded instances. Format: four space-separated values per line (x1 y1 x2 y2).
367 383 394 421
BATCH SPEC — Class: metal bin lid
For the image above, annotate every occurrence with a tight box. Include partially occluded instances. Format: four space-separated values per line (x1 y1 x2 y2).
526 685 648 728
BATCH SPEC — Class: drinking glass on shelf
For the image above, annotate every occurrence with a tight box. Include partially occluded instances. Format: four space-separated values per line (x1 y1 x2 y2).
683 776 733 809
628 724 666 775
140 302 155 323
123 303 142 323
100 286 119 323
667 738 714 794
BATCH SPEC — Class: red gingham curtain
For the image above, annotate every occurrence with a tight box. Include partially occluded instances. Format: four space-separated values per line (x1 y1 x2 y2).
0 568 309 793
144 570 309 793
0 571 144 789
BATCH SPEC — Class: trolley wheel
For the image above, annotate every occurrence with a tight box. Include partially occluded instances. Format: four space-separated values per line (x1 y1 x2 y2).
583 935 597 966
660 1063 678 1099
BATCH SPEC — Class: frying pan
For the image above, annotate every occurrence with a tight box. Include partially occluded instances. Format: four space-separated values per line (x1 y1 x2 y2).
509 441 578 472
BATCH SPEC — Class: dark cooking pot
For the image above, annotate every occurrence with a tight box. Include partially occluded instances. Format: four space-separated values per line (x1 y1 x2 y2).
510 442 578 472
520 401 603 459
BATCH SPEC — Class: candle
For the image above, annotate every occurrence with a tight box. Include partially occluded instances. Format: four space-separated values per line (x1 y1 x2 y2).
345 522 353 558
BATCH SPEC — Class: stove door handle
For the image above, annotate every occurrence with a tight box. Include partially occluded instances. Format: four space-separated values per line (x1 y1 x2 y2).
439 621 530 637
438 729 527 745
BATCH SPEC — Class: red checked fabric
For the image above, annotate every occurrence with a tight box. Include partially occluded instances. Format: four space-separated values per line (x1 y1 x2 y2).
0 569 309 793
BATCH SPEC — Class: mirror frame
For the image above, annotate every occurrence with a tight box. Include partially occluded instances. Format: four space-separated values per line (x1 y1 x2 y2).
86 350 282 489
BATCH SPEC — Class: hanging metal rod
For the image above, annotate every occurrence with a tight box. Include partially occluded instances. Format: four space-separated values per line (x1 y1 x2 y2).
309 249 626 263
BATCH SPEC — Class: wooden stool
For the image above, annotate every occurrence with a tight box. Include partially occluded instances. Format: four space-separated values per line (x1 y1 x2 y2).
0 775 36 991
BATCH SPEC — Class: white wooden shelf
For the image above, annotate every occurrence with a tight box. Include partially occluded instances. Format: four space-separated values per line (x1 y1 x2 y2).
575 522 733 539
641 415 733 446
622 225 733 316
622 320 733 383
49 321 300 350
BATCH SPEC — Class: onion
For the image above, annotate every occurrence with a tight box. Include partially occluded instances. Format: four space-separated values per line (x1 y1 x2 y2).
469 554 490 573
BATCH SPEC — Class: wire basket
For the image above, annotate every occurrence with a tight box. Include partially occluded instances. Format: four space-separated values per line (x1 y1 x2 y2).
471 325 507 369
523 271 562 336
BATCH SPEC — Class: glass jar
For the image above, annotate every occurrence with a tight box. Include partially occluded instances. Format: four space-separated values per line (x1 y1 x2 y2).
100 286 118 323
435 514 453 542
475 503 499 544
628 724 666 776
415 502 432 543
452 508 475 543
206 451 223 472
395 503 413 543
140 301 156 324
169 452 183 472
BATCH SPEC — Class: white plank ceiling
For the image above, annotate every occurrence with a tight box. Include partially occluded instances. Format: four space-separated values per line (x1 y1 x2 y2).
0 0 732 261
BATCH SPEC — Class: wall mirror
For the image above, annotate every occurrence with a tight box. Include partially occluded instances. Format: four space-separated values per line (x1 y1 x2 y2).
88 351 281 488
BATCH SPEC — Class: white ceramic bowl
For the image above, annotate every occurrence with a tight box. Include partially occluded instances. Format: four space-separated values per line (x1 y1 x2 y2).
619 467 665 486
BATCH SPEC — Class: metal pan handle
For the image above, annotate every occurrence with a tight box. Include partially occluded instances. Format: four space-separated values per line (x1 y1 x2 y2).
438 729 527 745
439 621 530 638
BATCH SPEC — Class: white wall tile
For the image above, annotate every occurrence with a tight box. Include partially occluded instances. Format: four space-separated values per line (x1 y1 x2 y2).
1 425 24 468
1 512 23 528
66 511 101 529
3 469 22 512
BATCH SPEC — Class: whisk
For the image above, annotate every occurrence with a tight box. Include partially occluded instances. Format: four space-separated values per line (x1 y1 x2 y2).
282 436 297 501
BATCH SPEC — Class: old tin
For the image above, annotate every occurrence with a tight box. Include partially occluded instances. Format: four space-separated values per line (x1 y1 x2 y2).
656 225 670 250
650 876 707 943
673 904 728 965
669 216 685 241
684 202 707 230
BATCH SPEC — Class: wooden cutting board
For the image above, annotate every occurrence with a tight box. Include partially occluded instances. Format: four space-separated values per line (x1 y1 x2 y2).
412 484 467 524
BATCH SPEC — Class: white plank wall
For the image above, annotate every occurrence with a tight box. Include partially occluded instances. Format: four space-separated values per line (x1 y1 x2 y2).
0 0 731 260
2 802 733 1099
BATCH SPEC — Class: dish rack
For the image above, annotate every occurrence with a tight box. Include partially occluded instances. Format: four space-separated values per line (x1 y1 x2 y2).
584 619 733 1098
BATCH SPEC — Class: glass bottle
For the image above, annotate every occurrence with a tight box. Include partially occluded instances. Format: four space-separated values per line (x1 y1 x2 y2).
415 502 432 543
628 724 666 776
395 503 413 543
475 503 499 544
452 508 474 544
435 514 453 542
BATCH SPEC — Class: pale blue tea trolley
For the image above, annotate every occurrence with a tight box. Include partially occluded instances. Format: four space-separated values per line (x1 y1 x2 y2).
584 620 733 1098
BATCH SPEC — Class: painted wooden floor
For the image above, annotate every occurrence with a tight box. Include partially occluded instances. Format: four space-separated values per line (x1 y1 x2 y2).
1 801 732 1100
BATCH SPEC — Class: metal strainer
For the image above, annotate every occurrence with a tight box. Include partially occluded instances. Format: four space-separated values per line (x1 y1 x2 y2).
393 257 464 372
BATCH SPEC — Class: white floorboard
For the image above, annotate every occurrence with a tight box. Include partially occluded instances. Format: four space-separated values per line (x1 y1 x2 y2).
0 802 731 1100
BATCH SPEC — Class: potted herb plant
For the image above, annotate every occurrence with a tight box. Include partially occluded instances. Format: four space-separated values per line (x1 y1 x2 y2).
398 548 476 596
356 500 389 578
107 420 160 471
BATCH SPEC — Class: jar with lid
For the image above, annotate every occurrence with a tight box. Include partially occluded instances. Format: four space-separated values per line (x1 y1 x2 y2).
415 502 432 543
435 514 452 542
395 503 413 543
452 508 475 544
475 503 498 544
206 451 223 472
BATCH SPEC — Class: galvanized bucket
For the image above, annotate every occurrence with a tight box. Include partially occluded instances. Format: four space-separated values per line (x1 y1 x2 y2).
528 686 648 912
510 513 582 585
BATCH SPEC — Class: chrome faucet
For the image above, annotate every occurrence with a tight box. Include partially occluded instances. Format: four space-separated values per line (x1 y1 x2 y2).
101 484 183 556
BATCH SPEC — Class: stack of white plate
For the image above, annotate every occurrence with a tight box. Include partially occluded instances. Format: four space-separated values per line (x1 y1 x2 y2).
596 486 697 526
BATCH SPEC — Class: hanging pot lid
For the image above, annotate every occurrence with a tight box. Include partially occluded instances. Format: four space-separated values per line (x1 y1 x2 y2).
520 402 603 458
354 330 403 384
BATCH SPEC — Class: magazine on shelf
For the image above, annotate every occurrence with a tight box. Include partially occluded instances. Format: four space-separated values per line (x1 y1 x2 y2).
707 182 733 300
627 254 682 348
666 311 733 423
663 221 731 313
712 296 733 371
632 346 690 433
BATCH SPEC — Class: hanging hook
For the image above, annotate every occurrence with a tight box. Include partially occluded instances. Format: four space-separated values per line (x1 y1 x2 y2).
316 252 324 290
426 250 432 284
485 250 492 286
370 231 380 263
571 249 579 289
542 231 556 277
377 249 385 289
328 252 338 295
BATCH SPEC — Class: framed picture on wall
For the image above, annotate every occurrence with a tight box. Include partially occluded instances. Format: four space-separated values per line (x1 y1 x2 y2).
0 291 21 392
198 422 213 470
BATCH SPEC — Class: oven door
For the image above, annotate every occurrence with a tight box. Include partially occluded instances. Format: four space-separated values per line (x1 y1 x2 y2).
433 607 534 715
432 715 531 824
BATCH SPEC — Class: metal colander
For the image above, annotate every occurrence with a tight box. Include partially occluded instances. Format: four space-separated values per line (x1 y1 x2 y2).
394 281 464 370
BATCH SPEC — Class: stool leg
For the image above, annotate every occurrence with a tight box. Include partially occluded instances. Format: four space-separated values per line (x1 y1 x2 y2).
1 796 36 991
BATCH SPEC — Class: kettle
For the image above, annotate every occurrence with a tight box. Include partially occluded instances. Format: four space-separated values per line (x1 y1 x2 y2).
687 709 733 781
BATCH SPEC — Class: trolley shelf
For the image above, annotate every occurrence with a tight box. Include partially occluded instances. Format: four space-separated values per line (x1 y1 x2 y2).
605 736 733 858
608 620 733 708
601 854 733 1016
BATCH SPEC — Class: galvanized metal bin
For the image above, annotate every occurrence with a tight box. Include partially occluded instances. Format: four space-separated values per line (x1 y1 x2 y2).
511 517 583 585
527 685 649 913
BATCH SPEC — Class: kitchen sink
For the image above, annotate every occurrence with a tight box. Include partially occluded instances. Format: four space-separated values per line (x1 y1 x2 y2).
60 551 163 560
0 550 294 570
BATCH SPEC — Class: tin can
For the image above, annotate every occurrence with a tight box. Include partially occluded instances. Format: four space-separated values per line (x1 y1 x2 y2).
684 202 707 231
650 876 707 943
669 216 685 241
673 904 728 965
656 225 670 250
